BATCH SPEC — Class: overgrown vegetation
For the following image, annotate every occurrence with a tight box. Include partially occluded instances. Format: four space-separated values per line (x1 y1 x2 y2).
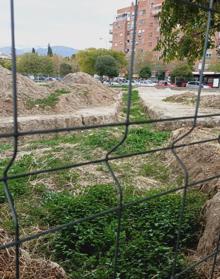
0 88 206 278
40 185 206 279
26 88 70 109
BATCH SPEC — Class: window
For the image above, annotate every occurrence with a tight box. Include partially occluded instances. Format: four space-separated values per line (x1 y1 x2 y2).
139 19 145 25
140 9 146 16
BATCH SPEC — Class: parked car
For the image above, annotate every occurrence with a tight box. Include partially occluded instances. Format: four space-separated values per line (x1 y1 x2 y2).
139 80 157 87
110 81 121 87
186 81 201 89
186 81 211 89
103 81 111 86
158 80 174 87
45 77 57 81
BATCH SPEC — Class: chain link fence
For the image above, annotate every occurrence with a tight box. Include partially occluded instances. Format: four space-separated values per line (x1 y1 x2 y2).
1 0 220 278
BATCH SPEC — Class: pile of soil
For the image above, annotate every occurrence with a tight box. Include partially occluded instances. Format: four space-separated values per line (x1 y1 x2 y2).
0 67 118 117
164 92 220 109
168 127 220 194
0 229 67 279
168 127 220 278
62 72 117 105
0 66 48 117
164 92 195 105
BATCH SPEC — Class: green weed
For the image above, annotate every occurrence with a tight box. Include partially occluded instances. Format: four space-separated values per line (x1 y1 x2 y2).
26 88 70 109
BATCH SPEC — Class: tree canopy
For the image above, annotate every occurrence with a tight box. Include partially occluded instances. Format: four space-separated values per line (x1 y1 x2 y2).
60 63 72 77
157 0 220 63
139 66 152 79
95 55 119 77
16 53 78 77
17 53 54 76
76 48 127 75
170 63 193 83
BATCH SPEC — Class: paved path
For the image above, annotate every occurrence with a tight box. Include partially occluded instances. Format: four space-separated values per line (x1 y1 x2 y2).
138 87 220 129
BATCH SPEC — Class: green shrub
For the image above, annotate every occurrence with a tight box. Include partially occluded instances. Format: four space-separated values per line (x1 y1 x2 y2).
41 185 206 279
0 155 34 203
26 88 70 109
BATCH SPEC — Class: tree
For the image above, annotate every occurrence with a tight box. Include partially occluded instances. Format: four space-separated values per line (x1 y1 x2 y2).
134 50 154 74
76 48 127 75
0 59 12 70
39 55 54 75
60 63 72 76
170 64 193 84
17 53 41 75
209 62 220 72
32 48 36 54
17 53 54 76
139 66 152 79
47 44 53 57
95 55 119 78
157 0 220 63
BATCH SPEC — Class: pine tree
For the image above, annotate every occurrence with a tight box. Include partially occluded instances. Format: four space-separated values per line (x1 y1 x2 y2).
47 44 53 57
32 48 36 54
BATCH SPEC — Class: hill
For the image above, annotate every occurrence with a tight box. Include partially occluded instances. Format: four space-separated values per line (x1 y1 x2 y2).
0 46 78 57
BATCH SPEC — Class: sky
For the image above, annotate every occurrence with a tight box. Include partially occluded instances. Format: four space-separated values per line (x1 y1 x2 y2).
0 0 132 50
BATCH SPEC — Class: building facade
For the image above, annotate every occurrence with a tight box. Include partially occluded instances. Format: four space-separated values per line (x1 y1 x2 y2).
110 0 164 54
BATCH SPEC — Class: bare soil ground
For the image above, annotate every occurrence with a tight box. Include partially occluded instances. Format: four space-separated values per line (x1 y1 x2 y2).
164 91 220 109
169 127 220 278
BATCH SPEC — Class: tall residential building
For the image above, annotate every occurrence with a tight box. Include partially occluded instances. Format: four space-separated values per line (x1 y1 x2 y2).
110 0 164 54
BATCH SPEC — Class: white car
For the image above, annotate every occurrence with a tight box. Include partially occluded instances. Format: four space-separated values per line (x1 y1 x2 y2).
186 81 210 89
138 80 157 87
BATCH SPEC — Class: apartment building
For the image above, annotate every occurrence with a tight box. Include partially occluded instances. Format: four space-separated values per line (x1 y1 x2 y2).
110 0 164 54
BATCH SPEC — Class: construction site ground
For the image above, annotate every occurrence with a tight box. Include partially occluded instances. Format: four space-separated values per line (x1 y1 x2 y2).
139 87 220 129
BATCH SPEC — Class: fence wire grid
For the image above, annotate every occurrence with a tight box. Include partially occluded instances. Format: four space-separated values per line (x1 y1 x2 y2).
1 0 220 278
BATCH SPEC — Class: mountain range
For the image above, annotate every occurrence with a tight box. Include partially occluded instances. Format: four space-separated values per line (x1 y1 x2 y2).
0 46 78 57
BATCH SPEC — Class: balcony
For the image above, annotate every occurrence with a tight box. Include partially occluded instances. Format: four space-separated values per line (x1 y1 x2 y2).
109 30 113 35
116 13 128 21
151 4 162 17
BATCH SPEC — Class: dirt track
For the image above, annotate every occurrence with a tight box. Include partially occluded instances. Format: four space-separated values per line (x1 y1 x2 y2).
139 87 220 129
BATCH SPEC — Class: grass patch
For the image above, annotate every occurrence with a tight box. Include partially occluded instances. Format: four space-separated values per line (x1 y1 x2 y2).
26 88 70 109
39 184 206 279
0 155 35 203
123 89 147 121
140 160 170 183
0 143 12 152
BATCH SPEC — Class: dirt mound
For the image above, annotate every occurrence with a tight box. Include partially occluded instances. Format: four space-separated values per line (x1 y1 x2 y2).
62 72 117 106
168 127 220 277
164 92 195 105
164 92 220 109
63 72 102 86
201 95 220 108
0 68 118 117
0 229 67 279
0 66 48 117
168 127 220 194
